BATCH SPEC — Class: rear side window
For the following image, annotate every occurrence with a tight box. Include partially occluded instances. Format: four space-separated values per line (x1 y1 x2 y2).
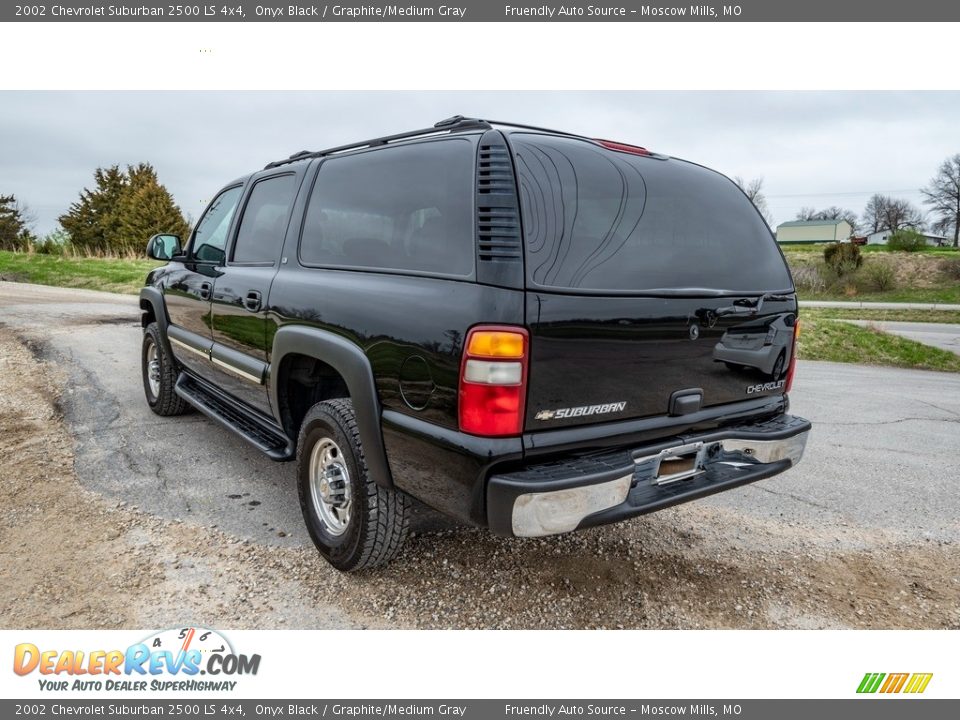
299 139 474 277
232 174 298 264
513 134 793 293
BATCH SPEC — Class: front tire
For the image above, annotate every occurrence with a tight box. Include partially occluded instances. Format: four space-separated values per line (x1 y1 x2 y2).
297 398 410 571
142 322 190 416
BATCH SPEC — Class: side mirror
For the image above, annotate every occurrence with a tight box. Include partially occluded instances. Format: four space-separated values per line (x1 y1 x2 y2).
146 233 182 261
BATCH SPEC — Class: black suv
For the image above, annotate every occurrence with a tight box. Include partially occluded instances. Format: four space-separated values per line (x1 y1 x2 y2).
140 116 810 571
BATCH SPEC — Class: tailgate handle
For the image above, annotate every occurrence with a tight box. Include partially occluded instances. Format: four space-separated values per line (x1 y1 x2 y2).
669 388 702 416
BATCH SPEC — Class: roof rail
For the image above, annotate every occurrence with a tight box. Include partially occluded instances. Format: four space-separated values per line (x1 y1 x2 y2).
476 118 591 139
262 115 613 170
263 115 493 169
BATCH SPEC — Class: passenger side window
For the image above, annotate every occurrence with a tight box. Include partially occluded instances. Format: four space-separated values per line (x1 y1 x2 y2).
299 139 474 276
192 186 243 264
232 174 299 264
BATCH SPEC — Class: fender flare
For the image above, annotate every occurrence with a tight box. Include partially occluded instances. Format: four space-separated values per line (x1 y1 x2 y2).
270 326 394 489
139 287 174 359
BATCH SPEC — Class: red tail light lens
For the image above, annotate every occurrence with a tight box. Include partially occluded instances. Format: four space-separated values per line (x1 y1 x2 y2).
785 319 801 393
595 139 651 156
459 326 528 437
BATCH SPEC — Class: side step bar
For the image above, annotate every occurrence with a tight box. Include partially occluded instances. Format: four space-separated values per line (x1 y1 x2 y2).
175 373 294 461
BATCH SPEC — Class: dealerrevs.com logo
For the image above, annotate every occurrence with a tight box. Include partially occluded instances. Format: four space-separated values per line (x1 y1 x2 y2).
13 627 260 692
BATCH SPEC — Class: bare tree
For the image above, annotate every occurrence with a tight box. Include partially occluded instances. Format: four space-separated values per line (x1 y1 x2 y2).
862 194 887 233
14 199 38 229
921 154 960 248
795 205 858 231
861 193 924 234
734 176 773 226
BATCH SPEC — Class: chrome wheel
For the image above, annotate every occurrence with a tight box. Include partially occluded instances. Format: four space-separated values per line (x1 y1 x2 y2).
309 437 352 536
146 339 161 399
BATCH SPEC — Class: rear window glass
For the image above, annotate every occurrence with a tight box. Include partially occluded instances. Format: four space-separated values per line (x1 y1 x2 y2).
513 134 792 293
299 139 475 277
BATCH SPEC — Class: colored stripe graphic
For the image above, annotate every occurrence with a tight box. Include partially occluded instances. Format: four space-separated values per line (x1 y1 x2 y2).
857 672 932 694
880 673 909 693
904 673 933 694
857 673 885 693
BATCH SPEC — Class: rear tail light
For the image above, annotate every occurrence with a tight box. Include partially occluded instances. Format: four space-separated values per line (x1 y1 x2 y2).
459 326 528 437
785 320 801 393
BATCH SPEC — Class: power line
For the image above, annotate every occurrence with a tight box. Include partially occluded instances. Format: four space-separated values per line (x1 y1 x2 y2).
766 189 924 199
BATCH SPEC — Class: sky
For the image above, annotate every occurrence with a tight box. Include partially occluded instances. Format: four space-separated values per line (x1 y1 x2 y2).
1 91 957 236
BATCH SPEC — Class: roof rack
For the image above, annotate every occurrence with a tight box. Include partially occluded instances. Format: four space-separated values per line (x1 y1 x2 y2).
263 115 494 169
263 114 613 170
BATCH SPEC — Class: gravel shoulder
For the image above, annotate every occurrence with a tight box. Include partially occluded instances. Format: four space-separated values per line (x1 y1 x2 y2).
1 281 959 630
0 329 376 630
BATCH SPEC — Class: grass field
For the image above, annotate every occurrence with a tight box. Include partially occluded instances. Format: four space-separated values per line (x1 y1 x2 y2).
797 314 960 373
0 250 159 295
801 307 960 324
801 286 960 304
783 243 959 255
784 247 960 304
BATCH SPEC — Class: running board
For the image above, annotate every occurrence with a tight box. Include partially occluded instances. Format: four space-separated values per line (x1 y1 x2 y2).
175 373 294 461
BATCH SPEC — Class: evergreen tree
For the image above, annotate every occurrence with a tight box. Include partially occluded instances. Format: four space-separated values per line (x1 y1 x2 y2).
116 171 191 253
59 166 127 252
0 194 36 251
59 164 189 255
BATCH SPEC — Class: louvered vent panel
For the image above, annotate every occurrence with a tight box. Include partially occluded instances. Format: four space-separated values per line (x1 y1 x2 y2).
477 144 515 195
476 142 522 263
478 206 522 262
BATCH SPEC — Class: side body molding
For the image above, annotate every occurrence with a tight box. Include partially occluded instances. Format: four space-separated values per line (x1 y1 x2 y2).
269 325 394 488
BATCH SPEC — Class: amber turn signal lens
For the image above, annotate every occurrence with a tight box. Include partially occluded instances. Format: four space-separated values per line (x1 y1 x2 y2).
465 330 526 358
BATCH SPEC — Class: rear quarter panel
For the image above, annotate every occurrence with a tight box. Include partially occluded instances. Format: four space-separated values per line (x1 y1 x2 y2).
266 267 525 430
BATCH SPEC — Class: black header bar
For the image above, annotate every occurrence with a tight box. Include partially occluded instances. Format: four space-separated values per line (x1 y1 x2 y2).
4 1 959 22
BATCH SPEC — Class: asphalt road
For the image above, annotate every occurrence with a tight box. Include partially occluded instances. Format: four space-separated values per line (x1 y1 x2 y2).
2 280 959 552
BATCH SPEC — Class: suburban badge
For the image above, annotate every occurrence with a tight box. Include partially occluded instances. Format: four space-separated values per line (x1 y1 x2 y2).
535 401 627 421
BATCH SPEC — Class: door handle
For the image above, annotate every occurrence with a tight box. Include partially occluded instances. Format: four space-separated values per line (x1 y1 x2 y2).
199 281 212 300
243 290 262 312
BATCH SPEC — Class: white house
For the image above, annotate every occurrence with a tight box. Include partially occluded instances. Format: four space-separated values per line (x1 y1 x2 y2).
865 230 948 247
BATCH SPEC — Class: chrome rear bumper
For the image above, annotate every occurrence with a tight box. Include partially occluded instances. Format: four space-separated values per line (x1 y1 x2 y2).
487 413 811 538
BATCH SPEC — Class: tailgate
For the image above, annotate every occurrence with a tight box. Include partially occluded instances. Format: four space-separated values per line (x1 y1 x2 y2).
524 293 797 431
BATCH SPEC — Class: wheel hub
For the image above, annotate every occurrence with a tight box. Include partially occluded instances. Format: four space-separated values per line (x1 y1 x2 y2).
309 438 352 536
145 341 161 398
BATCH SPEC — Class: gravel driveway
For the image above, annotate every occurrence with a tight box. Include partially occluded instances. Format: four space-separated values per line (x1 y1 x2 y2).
1 281 958 630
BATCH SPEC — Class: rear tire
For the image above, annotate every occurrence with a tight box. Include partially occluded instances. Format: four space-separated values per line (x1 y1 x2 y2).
142 323 190 416
297 398 411 571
